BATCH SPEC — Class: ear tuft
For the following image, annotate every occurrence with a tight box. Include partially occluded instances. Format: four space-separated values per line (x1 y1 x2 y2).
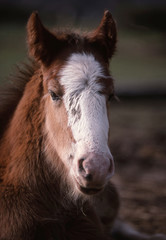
90 10 117 59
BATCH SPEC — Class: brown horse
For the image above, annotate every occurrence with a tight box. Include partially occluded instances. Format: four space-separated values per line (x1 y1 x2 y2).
0 10 165 240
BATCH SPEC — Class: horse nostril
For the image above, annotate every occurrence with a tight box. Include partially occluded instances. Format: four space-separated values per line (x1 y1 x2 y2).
78 158 93 182
78 158 85 172
85 173 93 182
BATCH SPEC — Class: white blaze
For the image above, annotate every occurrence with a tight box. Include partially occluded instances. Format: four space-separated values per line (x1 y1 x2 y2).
59 53 111 158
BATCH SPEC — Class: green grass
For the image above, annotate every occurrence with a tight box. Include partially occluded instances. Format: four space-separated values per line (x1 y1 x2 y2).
111 30 166 91
0 24 27 83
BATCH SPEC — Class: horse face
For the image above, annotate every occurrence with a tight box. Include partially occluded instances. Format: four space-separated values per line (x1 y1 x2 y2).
27 11 117 196
44 53 115 196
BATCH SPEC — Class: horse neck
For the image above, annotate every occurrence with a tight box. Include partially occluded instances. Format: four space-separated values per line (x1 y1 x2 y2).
0 70 47 186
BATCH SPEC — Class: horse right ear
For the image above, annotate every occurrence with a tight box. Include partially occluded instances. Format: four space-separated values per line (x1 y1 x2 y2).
90 10 117 59
27 12 63 66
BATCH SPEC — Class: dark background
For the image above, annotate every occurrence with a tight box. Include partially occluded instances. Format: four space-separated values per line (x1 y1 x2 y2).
0 0 166 235
0 0 166 94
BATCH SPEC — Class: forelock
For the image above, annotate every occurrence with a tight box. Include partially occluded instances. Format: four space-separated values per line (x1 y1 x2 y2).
59 52 106 95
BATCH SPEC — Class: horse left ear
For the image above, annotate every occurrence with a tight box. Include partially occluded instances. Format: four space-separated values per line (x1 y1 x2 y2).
27 12 64 66
90 10 117 59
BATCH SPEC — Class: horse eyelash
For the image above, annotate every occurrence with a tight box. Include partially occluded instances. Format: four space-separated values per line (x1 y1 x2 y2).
108 94 114 101
97 91 119 102
108 94 120 102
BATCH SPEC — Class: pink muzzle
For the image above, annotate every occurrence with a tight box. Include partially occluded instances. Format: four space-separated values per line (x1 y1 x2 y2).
74 152 114 194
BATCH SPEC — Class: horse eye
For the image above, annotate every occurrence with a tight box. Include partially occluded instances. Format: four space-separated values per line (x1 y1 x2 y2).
49 90 61 101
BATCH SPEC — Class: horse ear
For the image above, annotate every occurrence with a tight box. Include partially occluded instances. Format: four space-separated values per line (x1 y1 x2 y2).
90 10 117 59
27 12 63 66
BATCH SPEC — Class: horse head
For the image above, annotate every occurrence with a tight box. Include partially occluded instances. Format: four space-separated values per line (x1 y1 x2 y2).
27 11 117 197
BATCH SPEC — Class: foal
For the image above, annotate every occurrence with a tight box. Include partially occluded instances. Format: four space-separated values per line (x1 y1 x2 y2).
0 10 165 240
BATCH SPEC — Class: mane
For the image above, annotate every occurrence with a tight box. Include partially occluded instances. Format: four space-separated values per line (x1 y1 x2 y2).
0 60 38 139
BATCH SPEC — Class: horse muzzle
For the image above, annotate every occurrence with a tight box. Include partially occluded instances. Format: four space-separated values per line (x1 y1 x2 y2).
73 152 114 195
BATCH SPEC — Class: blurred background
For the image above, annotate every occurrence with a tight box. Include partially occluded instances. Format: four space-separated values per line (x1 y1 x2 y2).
0 0 166 234
0 0 166 93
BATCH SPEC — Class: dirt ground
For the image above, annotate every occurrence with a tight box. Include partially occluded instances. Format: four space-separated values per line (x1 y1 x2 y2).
110 99 166 234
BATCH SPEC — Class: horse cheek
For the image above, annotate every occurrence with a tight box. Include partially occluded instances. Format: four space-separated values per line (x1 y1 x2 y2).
45 99 74 163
